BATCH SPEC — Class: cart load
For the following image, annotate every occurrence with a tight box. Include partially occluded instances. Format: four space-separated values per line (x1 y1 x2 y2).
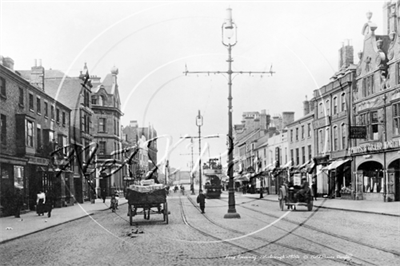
126 180 168 225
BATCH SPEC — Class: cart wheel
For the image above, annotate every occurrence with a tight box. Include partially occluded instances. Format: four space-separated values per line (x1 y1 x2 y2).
164 202 168 224
308 200 313 211
129 204 133 226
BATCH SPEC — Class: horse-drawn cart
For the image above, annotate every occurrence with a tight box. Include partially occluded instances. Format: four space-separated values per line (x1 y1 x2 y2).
278 175 313 211
126 186 168 225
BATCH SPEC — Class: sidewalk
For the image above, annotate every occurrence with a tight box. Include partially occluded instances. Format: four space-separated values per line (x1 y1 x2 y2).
241 193 400 217
0 198 127 244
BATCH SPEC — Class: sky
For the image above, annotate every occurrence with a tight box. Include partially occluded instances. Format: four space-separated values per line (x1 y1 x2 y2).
0 0 387 172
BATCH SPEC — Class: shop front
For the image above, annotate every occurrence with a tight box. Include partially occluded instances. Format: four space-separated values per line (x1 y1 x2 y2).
0 156 28 217
321 159 352 199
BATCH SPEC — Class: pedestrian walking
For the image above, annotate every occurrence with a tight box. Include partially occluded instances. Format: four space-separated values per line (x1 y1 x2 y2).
36 190 46 216
45 189 54 218
312 178 317 201
101 188 107 203
14 189 23 218
196 190 206 213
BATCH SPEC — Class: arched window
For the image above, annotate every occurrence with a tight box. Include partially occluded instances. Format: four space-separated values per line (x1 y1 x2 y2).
98 95 103 106
333 96 338 114
318 129 324 153
319 102 323 118
325 127 330 152
325 99 330 117
341 92 346 112
341 123 347 150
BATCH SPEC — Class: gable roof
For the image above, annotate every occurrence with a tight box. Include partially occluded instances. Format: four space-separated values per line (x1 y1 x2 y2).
44 77 83 109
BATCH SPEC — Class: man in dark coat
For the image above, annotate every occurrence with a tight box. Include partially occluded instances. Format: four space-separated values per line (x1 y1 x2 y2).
101 188 107 203
45 190 54 218
14 189 23 218
196 190 206 213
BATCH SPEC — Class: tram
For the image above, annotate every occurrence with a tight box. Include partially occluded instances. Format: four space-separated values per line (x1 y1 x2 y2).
203 158 223 199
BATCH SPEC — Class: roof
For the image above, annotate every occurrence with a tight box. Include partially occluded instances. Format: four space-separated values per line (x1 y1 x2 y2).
101 73 115 94
44 77 84 109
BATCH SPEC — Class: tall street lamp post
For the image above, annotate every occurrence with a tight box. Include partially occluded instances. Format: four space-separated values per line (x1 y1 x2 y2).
184 8 274 219
196 110 203 193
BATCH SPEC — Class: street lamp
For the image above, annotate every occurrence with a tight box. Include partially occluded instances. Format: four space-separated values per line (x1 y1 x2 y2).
222 8 240 219
184 8 274 218
196 110 203 193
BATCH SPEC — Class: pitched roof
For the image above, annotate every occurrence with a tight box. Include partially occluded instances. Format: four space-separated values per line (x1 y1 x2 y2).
44 77 83 109
101 73 115 94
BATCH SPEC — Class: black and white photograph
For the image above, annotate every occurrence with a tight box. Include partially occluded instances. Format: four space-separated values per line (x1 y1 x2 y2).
0 0 399 265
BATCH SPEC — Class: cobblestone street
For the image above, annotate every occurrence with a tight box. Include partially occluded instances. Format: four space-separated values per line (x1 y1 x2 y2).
1 192 399 266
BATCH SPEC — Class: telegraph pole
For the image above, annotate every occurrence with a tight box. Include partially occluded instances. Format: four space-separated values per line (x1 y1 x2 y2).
184 8 274 219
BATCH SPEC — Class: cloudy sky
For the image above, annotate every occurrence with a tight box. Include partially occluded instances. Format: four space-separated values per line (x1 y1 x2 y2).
1 0 386 172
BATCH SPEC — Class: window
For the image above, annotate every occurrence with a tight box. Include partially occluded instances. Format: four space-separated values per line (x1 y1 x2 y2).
302 146 305 164
397 62 400 85
1 115 6 145
37 127 41 150
295 128 299 141
19 87 24 106
27 120 34 147
318 130 323 154
62 136 68 155
0 77 5 97
114 119 117 135
393 103 400 136
307 123 311 137
92 97 97 105
44 102 48 117
51 106 54 120
371 111 379 140
99 118 106 132
99 95 104 106
341 93 346 112
301 125 305 139
29 94 34 111
362 75 374 97
333 96 338 114
333 126 338 151
62 112 66 126
56 108 60 124
325 128 330 152
37 97 41 114
325 99 330 116
57 134 64 155
341 123 347 150
308 145 312 160
319 102 324 118
296 148 299 165
290 129 293 142
290 149 293 162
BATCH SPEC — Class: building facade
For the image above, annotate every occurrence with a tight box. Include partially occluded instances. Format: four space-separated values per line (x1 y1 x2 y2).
91 66 124 196
350 8 400 202
1 57 72 216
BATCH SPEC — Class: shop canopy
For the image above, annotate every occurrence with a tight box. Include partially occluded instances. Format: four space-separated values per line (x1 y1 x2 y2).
282 160 293 169
234 173 250 182
321 159 351 171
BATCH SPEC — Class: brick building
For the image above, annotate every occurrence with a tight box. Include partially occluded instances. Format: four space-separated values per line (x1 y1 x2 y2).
1 57 71 216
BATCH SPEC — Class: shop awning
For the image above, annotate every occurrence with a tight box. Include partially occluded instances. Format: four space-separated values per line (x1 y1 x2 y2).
282 160 293 169
234 174 250 182
322 159 351 171
299 160 311 170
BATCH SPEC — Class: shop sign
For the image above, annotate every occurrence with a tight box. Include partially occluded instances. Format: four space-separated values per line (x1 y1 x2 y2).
350 139 400 154
27 157 49 166
349 126 367 139
356 96 383 113
313 116 330 129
